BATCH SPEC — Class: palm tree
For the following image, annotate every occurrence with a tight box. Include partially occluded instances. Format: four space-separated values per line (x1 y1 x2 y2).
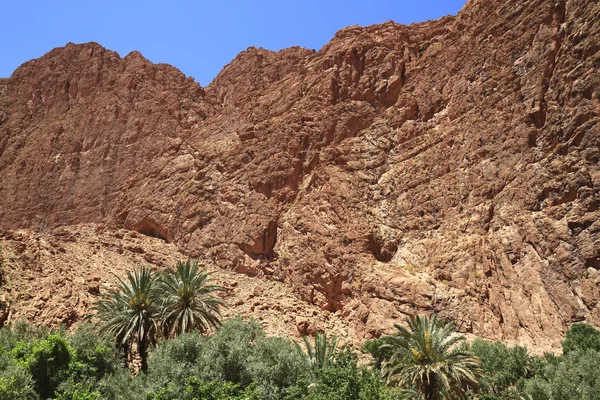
381 315 482 400
157 259 225 338
296 331 340 369
89 267 159 373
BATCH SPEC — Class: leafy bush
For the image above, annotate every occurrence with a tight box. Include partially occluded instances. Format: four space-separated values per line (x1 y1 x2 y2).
0 351 37 400
54 384 102 400
144 332 206 396
148 378 260 400
146 318 307 398
285 348 392 400
8 319 50 342
362 337 394 369
562 323 600 354
11 333 72 399
196 317 264 387
467 339 532 398
524 349 600 400
183 378 260 400
94 369 148 400
247 336 307 398
201 318 310 398
68 324 121 382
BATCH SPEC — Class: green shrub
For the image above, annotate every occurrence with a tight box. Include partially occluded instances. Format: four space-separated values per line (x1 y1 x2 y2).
362 338 394 369
0 327 17 353
523 377 551 400
146 378 261 400
196 317 264 387
95 369 148 400
562 323 600 354
467 339 532 397
145 332 207 396
147 319 308 399
10 319 50 342
0 352 37 400
54 383 102 400
183 378 260 400
248 336 308 398
68 324 121 382
0 323 41 399
11 333 72 399
285 348 390 400
524 349 600 400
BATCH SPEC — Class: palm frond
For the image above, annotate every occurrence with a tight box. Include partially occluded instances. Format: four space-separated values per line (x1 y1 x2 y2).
297 331 340 369
157 259 226 337
88 266 160 372
382 315 483 400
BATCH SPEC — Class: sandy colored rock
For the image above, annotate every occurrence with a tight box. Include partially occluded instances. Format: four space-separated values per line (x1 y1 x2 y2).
0 225 354 341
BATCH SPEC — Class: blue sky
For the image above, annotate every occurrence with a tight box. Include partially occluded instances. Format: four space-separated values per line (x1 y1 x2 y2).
0 1 465 86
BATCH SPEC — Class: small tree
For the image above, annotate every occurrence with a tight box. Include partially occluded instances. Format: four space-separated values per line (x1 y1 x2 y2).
89 267 159 373
157 259 225 338
381 315 482 400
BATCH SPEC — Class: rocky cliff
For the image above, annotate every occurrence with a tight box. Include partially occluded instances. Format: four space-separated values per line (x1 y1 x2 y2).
1 0 599 350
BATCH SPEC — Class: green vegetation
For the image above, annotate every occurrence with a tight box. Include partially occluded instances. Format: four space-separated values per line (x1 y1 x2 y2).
2 259 600 399
561 322 600 354
1 318 600 399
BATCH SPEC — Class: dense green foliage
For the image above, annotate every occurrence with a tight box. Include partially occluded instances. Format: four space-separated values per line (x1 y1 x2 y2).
561 323 600 354
465 339 535 399
11 334 73 398
1 315 600 399
285 348 402 400
362 321 600 400
145 317 308 399
0 323 119 400
524 349 600 400
148 379 261 400
0 353 37 399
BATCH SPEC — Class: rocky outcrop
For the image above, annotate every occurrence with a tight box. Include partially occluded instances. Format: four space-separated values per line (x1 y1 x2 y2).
1 0 599 350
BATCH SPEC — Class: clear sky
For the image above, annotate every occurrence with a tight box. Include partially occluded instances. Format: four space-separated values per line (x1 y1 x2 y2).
0 0 465 86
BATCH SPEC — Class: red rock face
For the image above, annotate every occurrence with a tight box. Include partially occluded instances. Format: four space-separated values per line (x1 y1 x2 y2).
1 0 599 349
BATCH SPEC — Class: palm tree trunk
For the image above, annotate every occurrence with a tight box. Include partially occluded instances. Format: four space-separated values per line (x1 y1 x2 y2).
424 375 436 400
139 336 149 373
